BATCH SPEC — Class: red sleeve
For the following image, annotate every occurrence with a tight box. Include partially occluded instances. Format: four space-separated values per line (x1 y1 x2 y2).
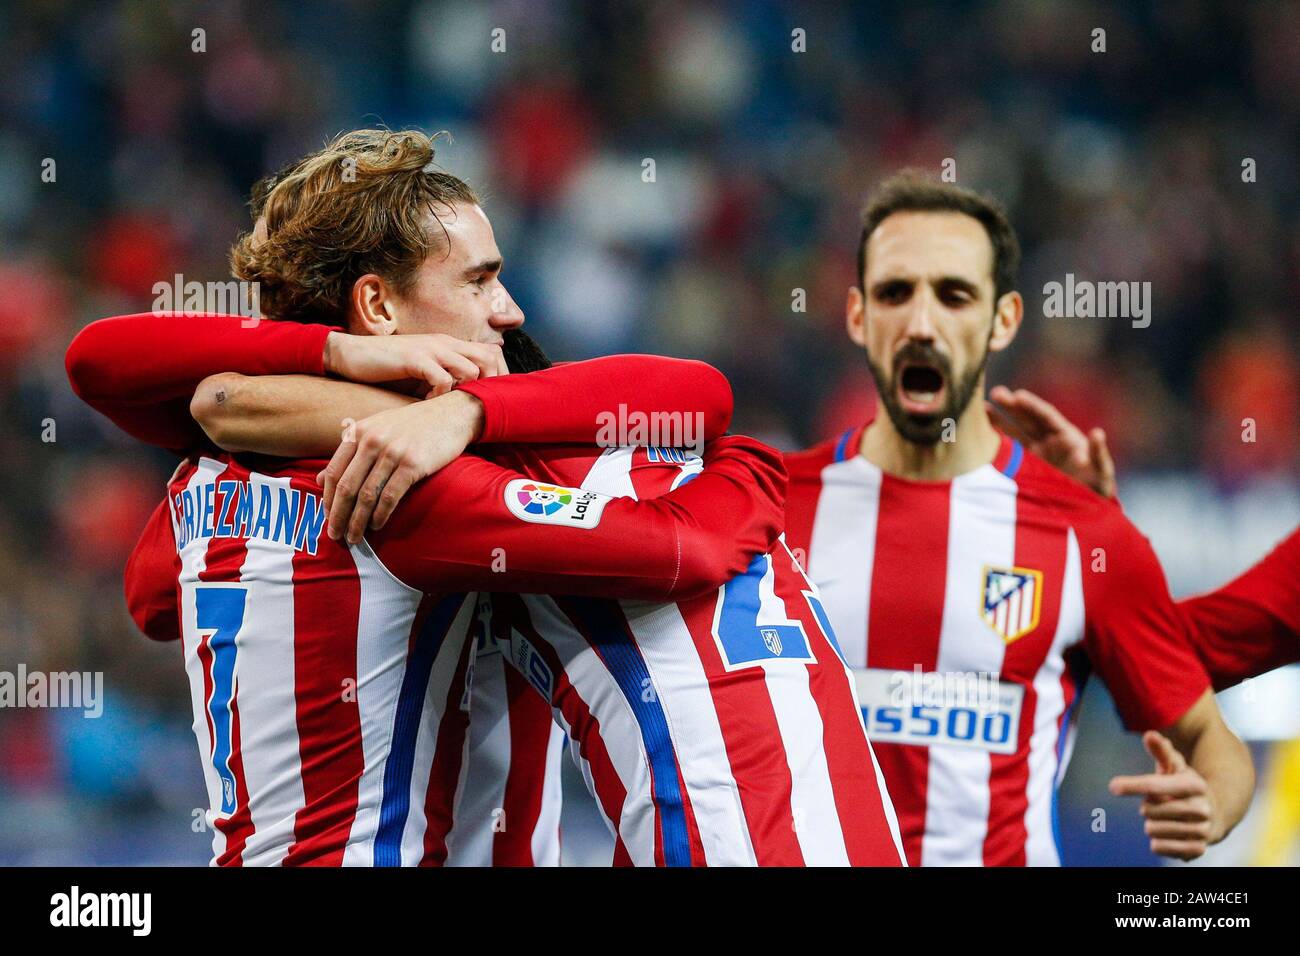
370 434 785 601
66 312 332 452
1178 527 1300 690
1076 503 1212 731
124 496 184 642
457 354 732 445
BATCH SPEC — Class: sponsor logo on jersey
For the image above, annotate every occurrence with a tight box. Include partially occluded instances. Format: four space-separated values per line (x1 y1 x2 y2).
854 667 1025 754
504 479 610 528
980 565 1043 644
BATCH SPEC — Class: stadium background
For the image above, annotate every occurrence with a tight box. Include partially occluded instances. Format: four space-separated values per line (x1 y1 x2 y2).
0 0 1296 865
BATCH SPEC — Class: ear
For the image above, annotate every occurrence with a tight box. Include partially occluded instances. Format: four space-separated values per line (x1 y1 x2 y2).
988 290 1023 354
846 285 867 347
349 274 400 336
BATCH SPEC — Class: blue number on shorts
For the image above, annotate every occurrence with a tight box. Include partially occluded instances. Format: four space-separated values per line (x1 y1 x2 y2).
196 586 248 815
713 554 813 667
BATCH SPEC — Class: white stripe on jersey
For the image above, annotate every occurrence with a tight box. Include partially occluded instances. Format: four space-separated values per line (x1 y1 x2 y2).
341 539 428 866
446 647 512 866
764 659 850 865
176 459 229 865
805 456 881 664
920 467 1017 867
624 602 755 866
231 472 307 866
1023 528 1085 865
399 599 475 862
532 722 565 866
521 596 662 866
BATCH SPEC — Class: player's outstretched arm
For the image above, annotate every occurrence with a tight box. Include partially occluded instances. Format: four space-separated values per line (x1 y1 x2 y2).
1177 526 1300 690
65 311 503 451
369 434 787 602
987 385 1116 498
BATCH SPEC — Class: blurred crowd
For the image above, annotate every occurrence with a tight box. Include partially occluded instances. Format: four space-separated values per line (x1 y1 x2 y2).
0 0 1297 863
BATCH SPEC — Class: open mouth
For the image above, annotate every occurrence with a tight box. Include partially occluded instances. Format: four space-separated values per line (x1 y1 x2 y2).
897 362 947 415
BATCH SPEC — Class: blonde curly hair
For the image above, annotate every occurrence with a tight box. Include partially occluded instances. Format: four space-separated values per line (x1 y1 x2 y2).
231 129 479 327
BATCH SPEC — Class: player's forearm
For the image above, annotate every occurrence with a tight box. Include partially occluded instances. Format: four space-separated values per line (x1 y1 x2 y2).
66 312 333 451
1168 694 1255 844
1189 728 1253 844
191 373 416 456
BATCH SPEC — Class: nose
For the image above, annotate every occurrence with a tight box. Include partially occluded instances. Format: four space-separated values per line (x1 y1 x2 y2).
489 284 525 330
901 283 937 343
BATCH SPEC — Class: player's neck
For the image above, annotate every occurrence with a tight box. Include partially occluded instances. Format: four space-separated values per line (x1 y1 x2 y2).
859 397 1001 482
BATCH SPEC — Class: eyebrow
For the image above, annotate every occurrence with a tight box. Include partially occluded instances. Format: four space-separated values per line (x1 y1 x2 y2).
462 258 502 280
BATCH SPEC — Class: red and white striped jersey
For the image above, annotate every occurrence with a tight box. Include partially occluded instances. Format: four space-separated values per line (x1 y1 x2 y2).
443 596 565 866
159 456 476 867
486 444 906 867
127 435 785 866
783 424 1213 867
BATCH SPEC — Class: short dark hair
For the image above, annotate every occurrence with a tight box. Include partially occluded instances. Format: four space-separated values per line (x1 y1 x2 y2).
856 171 1021 302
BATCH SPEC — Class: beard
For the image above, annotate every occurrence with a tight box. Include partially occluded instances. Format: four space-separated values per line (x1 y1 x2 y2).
502 328 553 373
865 338 989 446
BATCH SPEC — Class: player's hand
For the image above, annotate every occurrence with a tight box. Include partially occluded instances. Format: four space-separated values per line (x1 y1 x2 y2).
1108 731 1219 862
318 390 485 545
987 386 1116 498
324 331 508 396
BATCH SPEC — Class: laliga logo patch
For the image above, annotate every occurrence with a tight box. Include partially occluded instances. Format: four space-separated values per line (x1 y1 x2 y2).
504 479 611 529
980 565 1043 644
515 482 570 516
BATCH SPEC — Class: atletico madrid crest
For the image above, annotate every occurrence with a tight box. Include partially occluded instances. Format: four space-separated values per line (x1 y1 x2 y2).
980 566 1043 644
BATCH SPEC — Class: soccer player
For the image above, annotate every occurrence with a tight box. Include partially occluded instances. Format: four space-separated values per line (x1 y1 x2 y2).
67 137 789 866
782 173 1254 866
250 145 568 866
988 386 1300 690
